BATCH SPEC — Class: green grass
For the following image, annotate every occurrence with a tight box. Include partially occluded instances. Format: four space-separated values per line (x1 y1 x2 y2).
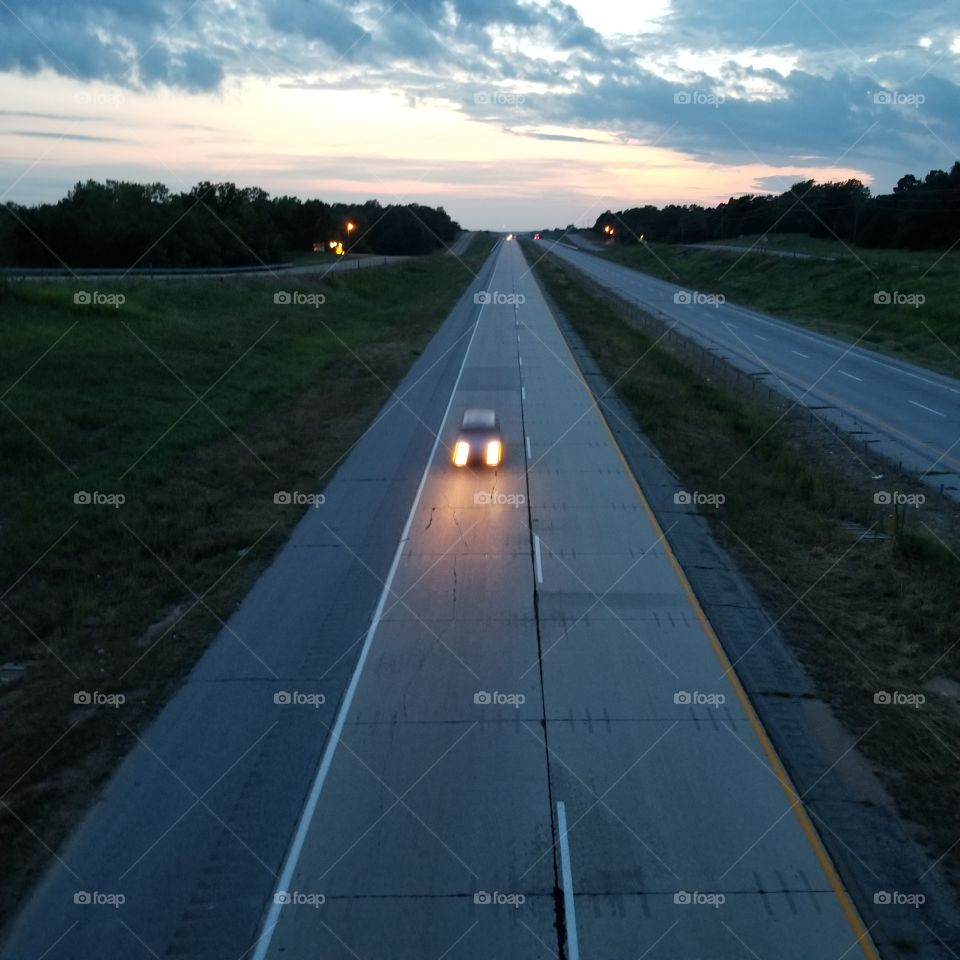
525 239 960 889
595 236 960 377
0 232 494 922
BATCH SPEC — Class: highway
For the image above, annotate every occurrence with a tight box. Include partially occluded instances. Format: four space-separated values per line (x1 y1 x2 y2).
540 240 960 499
0 239 877 959
254 239 874 958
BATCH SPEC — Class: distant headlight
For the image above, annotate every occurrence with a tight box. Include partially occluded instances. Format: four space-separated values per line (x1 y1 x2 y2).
485 440 502 466
453 441 470 466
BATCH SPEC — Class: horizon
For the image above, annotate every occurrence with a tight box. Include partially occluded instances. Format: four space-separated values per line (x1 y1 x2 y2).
1 0 957 230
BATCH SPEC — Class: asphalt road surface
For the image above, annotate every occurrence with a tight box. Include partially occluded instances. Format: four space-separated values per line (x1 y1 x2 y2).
541 239 960 499
1 239 877 959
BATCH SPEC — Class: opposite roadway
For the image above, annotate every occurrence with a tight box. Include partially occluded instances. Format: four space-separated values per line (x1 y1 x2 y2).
543 239 960 500
253 239 875 958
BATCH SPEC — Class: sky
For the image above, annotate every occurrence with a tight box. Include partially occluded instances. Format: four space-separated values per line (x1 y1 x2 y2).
0 0 958 230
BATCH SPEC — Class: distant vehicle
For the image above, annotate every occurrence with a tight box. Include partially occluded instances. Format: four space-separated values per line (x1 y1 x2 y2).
506 233 514 240
533 232 541 240
452 409 502 467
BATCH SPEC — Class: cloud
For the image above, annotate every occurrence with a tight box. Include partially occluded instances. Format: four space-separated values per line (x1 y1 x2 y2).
8 130 128 142
0 0 957 194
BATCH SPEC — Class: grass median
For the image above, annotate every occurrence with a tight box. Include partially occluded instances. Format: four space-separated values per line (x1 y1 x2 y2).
0 233 494 923
525 240 960 892
593 235 960 377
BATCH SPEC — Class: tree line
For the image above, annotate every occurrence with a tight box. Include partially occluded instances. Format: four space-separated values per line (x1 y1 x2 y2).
0 180 461 268
591 162 960 250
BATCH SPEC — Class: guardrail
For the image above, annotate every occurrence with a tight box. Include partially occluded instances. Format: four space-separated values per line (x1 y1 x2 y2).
0 263 294 277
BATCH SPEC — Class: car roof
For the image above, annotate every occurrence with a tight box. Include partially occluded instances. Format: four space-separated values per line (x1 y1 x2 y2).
461 408 497 429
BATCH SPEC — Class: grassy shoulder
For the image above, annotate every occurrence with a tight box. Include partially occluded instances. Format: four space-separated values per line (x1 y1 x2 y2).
0 233 493 922
525 240 960 889
594 235 960 377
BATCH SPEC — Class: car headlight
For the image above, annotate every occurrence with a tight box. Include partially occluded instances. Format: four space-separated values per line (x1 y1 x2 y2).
453 441 470 466
485 440 502 466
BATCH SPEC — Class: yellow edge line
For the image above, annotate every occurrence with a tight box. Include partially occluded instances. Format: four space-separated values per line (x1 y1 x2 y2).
540 258 879 959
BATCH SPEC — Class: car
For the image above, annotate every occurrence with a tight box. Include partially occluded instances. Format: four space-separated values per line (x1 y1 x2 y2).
452 409 502 467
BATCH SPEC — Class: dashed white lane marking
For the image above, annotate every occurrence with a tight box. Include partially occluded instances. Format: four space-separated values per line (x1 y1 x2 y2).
908 399 946 417
791 349 809 359
533 535 543 584
519 356 522 367
526 435 532 459
556 801 580 960
839 370 863 382
522 386 526 401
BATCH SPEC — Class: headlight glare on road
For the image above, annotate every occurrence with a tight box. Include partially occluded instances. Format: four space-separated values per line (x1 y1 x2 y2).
453 441 470 466
485 440 502 466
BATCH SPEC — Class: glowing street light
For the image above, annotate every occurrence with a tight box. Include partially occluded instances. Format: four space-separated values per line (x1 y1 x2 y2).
346 221 356 234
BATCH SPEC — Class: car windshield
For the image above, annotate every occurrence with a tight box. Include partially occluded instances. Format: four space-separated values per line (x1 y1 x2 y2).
461 409 496 430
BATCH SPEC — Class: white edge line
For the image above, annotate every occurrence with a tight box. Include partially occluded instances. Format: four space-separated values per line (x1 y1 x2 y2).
250 283 490 960
908 399 946 417
533 535 543 584
556 801 580 960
